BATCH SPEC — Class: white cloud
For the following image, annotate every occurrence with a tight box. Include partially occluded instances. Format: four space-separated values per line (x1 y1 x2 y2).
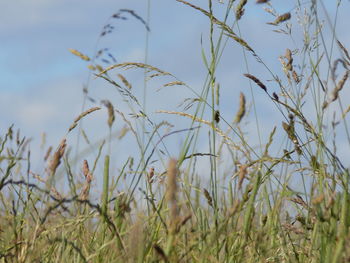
0 0 145 34
16 100 57 127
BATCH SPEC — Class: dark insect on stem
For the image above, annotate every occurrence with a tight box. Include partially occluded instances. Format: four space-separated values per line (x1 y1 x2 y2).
215 110 220 123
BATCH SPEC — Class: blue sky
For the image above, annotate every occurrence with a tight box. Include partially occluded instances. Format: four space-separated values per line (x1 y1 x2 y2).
1 0 350 186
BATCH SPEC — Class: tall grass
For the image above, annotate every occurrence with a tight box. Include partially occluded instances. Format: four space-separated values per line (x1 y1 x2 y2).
1 0 350 262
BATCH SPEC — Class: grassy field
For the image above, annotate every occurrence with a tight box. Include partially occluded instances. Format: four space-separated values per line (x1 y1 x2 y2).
1 0 350 262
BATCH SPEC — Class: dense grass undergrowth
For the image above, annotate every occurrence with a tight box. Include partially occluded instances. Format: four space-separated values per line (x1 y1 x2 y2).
1 0 350 262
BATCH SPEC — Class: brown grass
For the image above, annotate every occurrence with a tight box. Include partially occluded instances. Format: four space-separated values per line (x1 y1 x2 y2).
48 138 67 175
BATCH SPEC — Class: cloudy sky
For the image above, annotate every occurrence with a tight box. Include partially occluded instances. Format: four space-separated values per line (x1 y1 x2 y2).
1 0 349 186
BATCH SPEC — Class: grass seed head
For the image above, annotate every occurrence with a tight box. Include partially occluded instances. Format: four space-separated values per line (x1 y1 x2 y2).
148 167 155 184
48 139 67 175
68 48 90 61
101 100 115 128
117 74 132 90
235 92 246 123
337 40 350 63
80 160 93 200
244 73 267 92
236 0 248 20
285 49 293 71
267 12 291 25
203 188 213 207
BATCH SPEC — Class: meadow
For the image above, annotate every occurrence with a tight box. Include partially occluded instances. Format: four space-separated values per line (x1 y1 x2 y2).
1 0 350 262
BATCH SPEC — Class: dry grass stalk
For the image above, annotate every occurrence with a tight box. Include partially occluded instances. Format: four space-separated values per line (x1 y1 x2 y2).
68 48 90 61
290 195 309 210
177 0 255 53
147 73 167 79
337 40 350 63
74 107 101 123
163 81 185 87
68 123 78 133
96 62 171 77
234 92 246 123
156 110 241 151
68 107 101 132
32 172 63 200
156 110 205 124
244 73 267 92
176 0 220 24
178 98 201 111
115 109 138 139
101 100 115 128
323 71 349 109
48 139 67 175
264 126 276 156
331 59 347 81
256 0 269 3
96 74 149 106
166 159 179 233
80 160 93 200
331 71 349 101
117 74 132 90
225 32 254 53
267 12 291 25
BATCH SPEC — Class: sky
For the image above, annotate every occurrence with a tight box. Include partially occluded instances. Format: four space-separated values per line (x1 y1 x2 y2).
1 0 350 192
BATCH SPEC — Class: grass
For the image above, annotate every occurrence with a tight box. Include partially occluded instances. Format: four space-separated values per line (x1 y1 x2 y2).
1 0 350 262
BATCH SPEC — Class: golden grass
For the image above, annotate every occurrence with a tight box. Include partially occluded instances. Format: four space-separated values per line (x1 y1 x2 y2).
68 107 101 132
68 48 90 61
